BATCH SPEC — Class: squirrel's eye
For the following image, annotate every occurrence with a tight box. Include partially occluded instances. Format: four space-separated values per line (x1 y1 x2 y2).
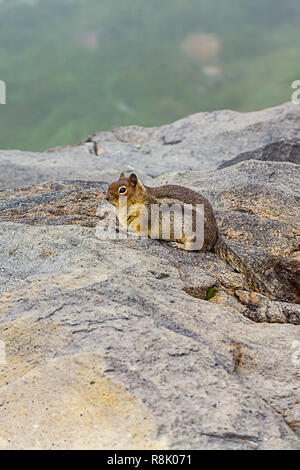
119 186 127 194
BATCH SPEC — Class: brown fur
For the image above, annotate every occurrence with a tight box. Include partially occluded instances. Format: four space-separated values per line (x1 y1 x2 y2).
106 173 297 302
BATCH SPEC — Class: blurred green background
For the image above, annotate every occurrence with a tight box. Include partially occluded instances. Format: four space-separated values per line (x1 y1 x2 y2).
0 0 299 151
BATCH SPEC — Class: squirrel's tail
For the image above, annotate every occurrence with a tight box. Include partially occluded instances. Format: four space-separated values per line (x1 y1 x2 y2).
213 237 277 300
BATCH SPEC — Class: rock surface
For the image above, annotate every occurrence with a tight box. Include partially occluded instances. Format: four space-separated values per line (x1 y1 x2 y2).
218 138 300 169
0 101 299 190
0 102 299 450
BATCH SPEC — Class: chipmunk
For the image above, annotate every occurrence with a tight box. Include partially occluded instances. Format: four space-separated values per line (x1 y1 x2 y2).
106 172 298 302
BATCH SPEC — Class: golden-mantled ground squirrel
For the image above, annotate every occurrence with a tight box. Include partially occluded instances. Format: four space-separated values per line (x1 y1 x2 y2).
106 172 298 302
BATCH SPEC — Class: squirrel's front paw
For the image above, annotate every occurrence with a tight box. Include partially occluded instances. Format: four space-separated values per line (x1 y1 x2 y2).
169 241 185 249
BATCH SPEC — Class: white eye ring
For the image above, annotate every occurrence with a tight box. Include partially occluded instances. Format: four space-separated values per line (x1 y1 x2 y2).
119 186 127 194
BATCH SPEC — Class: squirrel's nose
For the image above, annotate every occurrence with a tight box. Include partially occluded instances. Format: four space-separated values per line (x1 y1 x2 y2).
105 193 110 201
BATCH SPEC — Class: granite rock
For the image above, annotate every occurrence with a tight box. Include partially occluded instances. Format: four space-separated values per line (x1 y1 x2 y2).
0 101 299 190
0 103 299 450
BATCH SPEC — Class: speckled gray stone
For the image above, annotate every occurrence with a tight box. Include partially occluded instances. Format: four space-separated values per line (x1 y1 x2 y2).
0 103 299 450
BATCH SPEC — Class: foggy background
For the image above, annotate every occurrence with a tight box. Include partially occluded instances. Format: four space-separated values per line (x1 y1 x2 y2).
0 0 299 151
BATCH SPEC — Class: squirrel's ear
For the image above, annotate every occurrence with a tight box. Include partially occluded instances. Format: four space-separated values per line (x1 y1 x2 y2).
119 172 125 180
128 173 138 187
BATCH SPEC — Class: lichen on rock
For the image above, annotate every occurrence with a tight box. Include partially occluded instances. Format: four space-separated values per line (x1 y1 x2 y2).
0 102 299 450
